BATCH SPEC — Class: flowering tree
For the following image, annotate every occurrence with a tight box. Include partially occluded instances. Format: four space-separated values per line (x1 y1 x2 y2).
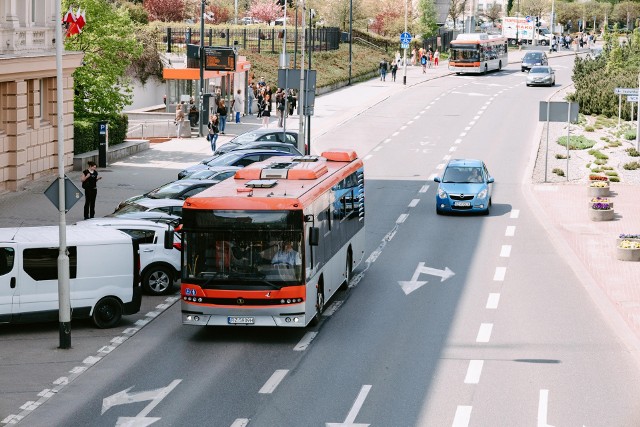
144 0 186 22
249 0 282 25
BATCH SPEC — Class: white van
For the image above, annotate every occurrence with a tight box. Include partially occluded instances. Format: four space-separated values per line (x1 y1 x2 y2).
77 218 180 296
0 226 142 328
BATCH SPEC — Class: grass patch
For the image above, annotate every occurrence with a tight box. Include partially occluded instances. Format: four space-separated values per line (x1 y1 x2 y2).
584 125 595 132
626 147 640 157
552 168 565 176
588 149 609 160
609 176 620 182
624 130 637 140
601 165 614 170
557 135 596 150
623 161 640 170
591 168 602 173
555 153 568 159
604 171 618 176
594 158 607 165
607 140 622 147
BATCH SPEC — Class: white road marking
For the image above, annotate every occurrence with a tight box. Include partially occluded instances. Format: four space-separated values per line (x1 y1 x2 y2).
83 356 101 365
69 366 87 374
486 293 500 309
408 199 420 208
294 332 318 351
464 360 484 384
122 327 139 335
1 414 23 424
333 385 372 426
419 184 429 193
53 377 68 385
323 301 343 316
19 402 39 411
414 115 420 120
259 370 289 394
363 154 373 161
37 389 54 398
145 311 160 318
505 225 516 236
459 132 467 137
469 121 476 126
230 419 250 427
473 115 480 120
373 146 382 152
510 209 520 219
454 139 462 144
407 120 414 125
493 267 506 281
452 405 472 427
98 346 115 354
111 336 128 344
449 146 457 152
428 173 438 180
135 318 150 327
396 214 409 223
384 138 391 143
436 163 445 170
476 323 493 342
500 245 512 257
477 110 484 115
400 126 407 130
538 389 555 427
392 131 399 136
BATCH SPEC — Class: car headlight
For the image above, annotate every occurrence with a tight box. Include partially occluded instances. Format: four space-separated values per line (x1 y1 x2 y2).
438 188 448 198
477 188 488 199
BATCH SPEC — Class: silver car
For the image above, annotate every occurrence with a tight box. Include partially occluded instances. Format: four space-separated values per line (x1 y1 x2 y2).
526 66 555 87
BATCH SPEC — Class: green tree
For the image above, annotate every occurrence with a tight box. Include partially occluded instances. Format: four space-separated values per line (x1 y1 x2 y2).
417 0 439 38
64 0 142 117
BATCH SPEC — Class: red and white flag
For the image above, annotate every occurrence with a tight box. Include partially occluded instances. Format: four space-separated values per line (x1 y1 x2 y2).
75 8 86 31
63 7 75 24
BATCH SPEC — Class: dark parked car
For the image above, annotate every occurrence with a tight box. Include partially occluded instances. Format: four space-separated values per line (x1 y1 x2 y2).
116 179 222 211
224 141 302 156
214 128 299 155
178 149 293 179
521 51 548 72
187 166 242 181
109 198 185 218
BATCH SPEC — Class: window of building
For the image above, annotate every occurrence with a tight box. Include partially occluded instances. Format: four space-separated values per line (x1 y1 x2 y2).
23 247 77 281
27 79 42 128
0 82 7 134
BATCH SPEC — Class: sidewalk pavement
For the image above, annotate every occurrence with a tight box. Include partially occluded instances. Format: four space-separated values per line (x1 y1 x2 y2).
1 42 639 400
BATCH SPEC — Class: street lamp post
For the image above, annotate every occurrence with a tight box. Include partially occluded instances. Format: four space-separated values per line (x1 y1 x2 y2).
403 0 407 85
199 0 205 137
348 0 352 85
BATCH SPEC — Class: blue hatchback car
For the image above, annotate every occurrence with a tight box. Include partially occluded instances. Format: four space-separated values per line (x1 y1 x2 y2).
434 159 494 215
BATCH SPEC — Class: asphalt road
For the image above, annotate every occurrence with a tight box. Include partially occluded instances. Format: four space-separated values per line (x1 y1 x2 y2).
12 54 640 427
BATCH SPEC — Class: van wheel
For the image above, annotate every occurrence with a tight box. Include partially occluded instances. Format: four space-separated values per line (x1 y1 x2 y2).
143 266 173 296
310 283 325 326
92 297 123 329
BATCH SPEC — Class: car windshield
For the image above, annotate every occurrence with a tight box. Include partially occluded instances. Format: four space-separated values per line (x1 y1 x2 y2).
230 132 261 144
146 181 194 199
112 203 147 214
442 166 484 183
529 67 549 74
525 53 542 60
205 152 243 167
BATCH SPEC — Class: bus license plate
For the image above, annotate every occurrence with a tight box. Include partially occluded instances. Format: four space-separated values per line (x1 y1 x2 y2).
454 201 471 207
228 316 255 325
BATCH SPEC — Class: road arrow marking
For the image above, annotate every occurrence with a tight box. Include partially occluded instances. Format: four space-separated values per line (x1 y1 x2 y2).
115 417 160 427
398 262 455 295
326 385 371 427
102 379 182 416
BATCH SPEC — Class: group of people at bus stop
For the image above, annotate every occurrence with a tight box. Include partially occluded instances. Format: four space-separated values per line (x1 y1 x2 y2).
379 46 440 81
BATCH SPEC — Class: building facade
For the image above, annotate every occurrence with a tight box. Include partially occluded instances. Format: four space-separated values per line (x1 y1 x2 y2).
0 0 82 192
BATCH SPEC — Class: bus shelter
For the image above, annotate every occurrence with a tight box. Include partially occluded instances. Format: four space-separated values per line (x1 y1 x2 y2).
163 56 251 136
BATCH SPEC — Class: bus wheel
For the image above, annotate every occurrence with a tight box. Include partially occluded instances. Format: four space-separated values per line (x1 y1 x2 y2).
311 284 325 326
340 252 352 291
498 61 502 71
92 297 123 329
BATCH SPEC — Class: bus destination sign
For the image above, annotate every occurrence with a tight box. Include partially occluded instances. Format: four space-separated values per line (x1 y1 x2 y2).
204 47 236 72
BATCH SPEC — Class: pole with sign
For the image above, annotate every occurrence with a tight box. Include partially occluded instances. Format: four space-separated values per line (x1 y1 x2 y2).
400 31 411 85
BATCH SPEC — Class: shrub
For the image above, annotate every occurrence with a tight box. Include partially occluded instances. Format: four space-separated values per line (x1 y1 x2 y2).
605 171 618 176
557 135 596 150
552 168 565 176
73 114 128 155
588 149 609 160
624 130 637 140
626 148 640 157
623 161 640 170
594 159 607 165
585 125 595 132
610 176 620 182
555 154 567 159
608 141 622 147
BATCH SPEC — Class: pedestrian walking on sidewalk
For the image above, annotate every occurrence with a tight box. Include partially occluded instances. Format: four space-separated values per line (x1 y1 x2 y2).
434 49 439 67
379 58 388 81
175 102 185 139
391 61 398 82
420 54 427 73
262 93 271 127
81 161 101 220
232 89 243 123
217 100 228 134
207 114 219 153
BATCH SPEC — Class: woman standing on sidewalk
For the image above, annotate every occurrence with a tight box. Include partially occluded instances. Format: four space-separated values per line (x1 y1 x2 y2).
217 100 228 134
262 93 271 127
207 114 219 153
175 102 185 139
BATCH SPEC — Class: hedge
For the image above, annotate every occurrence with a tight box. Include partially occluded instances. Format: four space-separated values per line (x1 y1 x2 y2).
73 114 128 155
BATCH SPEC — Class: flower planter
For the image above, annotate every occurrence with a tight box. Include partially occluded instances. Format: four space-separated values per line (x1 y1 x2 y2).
589 208 614 221
616 240 640 261
588 186 610 197
589 198 613 209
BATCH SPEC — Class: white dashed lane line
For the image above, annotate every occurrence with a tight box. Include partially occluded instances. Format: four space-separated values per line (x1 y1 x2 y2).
259 370 289 394
500 245 512 257
452 406 472 427
505 225 516 237
486 293 500 309
493 267 506 281
293 332 318 351
408 199 420 208
476 323 493 343
464 360 484 384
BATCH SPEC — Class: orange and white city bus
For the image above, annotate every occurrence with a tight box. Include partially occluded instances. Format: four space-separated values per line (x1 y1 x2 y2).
448 33 508 74
180 149 365 327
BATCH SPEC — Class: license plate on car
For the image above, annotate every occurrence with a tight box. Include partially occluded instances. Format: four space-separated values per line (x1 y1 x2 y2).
228 316 255 325
454 201 471 207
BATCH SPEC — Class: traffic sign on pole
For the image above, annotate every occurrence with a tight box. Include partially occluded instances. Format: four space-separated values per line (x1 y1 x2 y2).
614 88 638 95
628 95 638 102
401 43 409 49
400 32 412 44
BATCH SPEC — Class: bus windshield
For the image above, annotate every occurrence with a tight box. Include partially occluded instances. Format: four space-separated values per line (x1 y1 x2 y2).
450 45 479 61
182 210 304 288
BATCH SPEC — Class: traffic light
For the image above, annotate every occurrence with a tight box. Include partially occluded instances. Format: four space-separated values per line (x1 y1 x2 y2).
536 16 541 27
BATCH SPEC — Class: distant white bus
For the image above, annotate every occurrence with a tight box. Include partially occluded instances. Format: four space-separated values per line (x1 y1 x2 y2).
449 33 508 74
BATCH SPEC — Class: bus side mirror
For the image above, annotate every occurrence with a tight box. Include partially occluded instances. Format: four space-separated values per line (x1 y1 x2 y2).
164 229 175 250
309 227 319 246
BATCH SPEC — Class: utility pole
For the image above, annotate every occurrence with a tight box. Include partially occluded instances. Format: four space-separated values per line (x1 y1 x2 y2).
199 0 205 137
298 0 306 155
403 0 407 85
55 0 71 349
348 0 353 85
281 0 289 134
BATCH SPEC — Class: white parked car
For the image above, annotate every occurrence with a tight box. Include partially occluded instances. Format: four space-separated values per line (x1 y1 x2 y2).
78 219 181 296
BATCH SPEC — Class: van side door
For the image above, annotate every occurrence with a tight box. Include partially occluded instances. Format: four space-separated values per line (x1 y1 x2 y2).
0 245 17 323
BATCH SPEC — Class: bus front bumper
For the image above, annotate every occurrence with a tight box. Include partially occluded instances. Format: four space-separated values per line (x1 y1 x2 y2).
182 302 308 327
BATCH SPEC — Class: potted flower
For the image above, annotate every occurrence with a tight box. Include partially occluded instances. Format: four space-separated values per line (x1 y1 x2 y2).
589 200 614 221
589 197 613 209
588 180 610 197
616 239 640 261
589 174 609 182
